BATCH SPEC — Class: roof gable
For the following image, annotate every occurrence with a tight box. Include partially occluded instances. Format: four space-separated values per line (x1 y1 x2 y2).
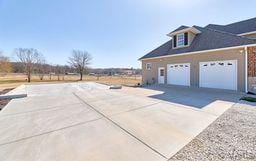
169 26 189 33
168 26 201 36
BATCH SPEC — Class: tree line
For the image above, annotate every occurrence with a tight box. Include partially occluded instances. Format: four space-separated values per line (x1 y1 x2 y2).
0 48 92 82
0 48 141 82
0 51 12 74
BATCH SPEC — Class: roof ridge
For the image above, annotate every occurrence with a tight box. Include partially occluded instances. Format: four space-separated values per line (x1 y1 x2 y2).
180 25 189 27
225 17 256 26
205 24 223 27
196 25 255 41
206 17 256 27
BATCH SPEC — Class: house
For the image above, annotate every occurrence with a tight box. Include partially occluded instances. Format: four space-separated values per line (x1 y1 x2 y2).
139 17 256 93
122 69 136 75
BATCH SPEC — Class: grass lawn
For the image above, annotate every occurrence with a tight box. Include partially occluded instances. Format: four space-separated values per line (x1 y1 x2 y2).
0 73 142 90
241 96 256 102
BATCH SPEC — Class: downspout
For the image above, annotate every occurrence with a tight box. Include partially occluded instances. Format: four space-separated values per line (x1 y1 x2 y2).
245 46 248 93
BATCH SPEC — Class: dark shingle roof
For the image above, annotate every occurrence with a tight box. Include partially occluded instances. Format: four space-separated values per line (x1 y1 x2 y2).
170 25 189 33
205 17 256 34
140 26 256 60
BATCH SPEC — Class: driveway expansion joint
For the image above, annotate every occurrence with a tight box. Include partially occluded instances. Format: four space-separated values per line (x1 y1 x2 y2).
73 92 168 159
0 117 103 147
107 101 162 117
0 102 83 117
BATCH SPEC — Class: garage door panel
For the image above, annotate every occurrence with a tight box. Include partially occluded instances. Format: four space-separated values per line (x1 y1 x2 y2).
200 60 237 90
167 63 190 86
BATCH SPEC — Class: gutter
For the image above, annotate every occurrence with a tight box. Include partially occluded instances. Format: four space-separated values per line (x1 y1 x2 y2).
245 46 248 93
238 31 256 36
139 44 256 61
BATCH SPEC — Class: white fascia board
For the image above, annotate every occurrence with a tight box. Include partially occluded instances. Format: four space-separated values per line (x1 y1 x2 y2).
139 44 256 61
238 31 256 36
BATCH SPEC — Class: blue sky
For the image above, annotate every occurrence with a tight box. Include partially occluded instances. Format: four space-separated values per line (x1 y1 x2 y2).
0 0 255 68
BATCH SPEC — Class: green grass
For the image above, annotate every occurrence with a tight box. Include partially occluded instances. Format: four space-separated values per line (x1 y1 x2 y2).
241 96 256 102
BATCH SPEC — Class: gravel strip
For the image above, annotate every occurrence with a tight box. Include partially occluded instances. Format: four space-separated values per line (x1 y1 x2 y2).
170 101 256 161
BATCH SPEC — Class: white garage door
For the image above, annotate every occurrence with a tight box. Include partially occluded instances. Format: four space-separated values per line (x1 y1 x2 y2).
167 63 190 86
199 60 237 90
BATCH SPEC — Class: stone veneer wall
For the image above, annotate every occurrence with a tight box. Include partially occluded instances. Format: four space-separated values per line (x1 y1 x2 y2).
248 46 256 93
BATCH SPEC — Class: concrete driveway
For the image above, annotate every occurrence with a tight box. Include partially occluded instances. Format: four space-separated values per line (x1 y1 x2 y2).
0 82 243 161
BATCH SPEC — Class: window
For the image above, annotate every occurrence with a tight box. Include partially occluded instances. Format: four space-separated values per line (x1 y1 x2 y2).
146 63 152 70
177 33 184 47
173 32 188 48
160 69 164 76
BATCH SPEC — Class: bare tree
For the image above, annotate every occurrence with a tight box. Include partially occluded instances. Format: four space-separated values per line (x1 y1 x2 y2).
68 50 92 81
0 51 12 76
54 65 63 81
15 48 40 82
36 55 47 80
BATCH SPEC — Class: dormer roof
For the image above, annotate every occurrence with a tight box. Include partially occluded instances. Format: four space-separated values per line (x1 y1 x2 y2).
167 25 201 36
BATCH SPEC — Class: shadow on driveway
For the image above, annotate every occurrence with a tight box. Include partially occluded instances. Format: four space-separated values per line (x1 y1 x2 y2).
142 85 244 109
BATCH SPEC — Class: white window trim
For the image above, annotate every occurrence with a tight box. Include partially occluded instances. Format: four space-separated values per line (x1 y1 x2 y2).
173 33 189 49
146 63 152 70
177 33 185 47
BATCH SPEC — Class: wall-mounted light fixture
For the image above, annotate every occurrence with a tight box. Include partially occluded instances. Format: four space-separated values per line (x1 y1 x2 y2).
239 49 244 53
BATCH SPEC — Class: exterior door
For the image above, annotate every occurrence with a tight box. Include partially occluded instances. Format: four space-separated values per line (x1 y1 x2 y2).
158 67 165 84
199 60 237 90
167 63 190 86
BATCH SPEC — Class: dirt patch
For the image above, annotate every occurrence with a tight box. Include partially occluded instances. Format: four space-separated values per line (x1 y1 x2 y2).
0 99 10 110
0 88 13 95
0 88 13 110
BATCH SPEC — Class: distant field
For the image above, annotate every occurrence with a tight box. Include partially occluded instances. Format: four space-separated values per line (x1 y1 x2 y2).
0 73 142 90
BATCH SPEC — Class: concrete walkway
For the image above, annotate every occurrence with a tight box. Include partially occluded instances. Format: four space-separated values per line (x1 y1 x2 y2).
0 82 243 161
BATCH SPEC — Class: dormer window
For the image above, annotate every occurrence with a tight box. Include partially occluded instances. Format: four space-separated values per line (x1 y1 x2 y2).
177 33 185 47
168 26 201 49
173 32 189 48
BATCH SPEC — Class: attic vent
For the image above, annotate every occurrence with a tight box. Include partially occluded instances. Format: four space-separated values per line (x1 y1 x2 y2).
228 63 233 65
219 63 224 66
210 63 215 66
